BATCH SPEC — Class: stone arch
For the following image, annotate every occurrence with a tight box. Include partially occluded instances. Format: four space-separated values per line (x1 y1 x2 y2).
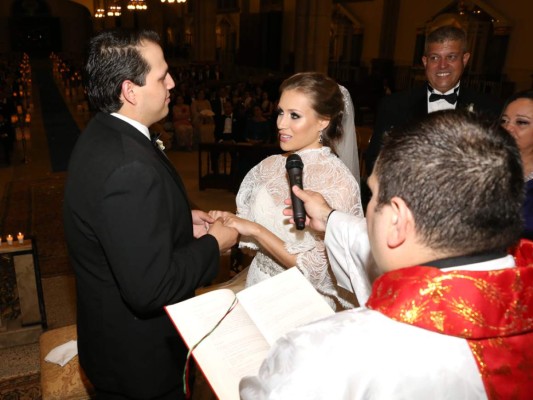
328 4 365 83
216 15 236 63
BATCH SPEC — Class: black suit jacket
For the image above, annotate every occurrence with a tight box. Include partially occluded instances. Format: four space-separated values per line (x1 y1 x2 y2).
365 84 502 174
63 113 220 398
214 112 245 142
211 96 228 117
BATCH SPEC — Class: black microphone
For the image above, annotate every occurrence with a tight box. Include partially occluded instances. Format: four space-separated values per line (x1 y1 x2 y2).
285 154 306 230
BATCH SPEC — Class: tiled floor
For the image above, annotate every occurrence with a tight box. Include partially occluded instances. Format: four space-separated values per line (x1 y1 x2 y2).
0 60 237 389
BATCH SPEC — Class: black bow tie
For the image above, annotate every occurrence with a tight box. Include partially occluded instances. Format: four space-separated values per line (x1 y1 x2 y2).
428 87 459 104
429 92 458 104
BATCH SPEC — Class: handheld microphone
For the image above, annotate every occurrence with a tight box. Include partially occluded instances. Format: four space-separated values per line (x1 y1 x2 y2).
285 154 306 230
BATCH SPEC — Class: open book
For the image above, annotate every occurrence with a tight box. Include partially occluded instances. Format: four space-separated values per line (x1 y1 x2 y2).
165 268 334 400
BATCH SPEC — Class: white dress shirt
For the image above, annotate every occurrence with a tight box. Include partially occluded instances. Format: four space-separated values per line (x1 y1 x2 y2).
427 83 460 114
111 112 150 140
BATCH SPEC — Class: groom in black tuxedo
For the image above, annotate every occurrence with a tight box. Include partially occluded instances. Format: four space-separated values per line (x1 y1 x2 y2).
365 25 502 175
63 29 238 399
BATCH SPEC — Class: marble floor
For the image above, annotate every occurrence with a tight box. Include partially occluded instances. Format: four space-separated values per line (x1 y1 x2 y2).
0 65 237 395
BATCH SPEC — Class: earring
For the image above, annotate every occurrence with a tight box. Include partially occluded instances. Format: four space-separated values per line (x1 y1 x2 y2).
318 130 323 144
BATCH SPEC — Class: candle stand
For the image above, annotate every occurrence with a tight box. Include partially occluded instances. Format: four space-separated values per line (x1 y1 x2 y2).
0 237 47 348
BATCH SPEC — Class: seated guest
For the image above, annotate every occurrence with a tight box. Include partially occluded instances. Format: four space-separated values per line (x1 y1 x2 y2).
211 101 244 175
191 89 214 144
501 90 533 239
211 86 230 118
245 105 272 143
214 101 244 143
259 91 274 119
240 110 533 399
172 94 194 151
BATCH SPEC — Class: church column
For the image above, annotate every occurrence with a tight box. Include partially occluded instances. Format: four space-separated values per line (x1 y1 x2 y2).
379 0 401 59
294 0 332 73
374 0 401 88
192 0 216 62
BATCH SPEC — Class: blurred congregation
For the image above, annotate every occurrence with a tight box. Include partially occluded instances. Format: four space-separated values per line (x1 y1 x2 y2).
1 0 532 182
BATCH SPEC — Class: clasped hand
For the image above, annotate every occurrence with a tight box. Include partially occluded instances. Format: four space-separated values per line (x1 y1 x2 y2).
207 185 333 236
191 210 238 252
208 210 260 238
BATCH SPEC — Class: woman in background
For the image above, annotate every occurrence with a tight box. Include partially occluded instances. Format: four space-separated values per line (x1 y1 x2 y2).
245 105 272 143
172 94 193 151
211 72 363 310
501 90 533 239
191 89 215 144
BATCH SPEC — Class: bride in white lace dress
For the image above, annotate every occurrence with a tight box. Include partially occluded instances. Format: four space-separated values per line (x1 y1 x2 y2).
211 72 363 310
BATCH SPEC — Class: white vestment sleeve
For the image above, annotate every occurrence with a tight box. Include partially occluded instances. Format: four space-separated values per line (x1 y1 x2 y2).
324 211 374 306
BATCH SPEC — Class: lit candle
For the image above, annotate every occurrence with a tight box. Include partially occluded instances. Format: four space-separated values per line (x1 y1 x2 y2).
17 232 24 244
7 234 13 245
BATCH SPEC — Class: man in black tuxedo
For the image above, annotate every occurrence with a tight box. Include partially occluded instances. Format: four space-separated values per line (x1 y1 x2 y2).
211 101 245 175
365 25 502 175
214 101 245 143
211 86 229 118
63 29 238 400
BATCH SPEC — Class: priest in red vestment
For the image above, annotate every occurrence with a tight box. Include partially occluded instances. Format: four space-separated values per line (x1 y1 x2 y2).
240 110 533 400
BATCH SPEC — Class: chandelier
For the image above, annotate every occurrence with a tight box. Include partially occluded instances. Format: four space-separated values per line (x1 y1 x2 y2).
161 0 187 3
107 4 121 16
94 0 105 18
127 0 148 10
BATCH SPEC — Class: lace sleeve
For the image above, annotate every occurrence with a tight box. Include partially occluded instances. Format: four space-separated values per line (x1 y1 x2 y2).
289 152 363 286
235 164 257 220
235 157 274 251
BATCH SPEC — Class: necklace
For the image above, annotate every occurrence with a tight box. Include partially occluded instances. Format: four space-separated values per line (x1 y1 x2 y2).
525 171 533 182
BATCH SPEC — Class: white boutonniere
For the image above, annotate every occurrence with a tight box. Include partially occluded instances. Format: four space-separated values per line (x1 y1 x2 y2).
156 139 165 151
466 103 474 113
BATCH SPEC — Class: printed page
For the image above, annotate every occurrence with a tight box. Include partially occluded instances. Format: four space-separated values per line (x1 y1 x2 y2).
165 269 335 399
166 289 270 400
237 267 335 345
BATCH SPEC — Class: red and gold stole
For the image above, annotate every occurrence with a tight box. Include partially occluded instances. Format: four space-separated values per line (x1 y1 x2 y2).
366 239 533 400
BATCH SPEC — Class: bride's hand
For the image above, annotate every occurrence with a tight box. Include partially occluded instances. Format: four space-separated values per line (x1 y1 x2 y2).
209 210 235 220
222 215 259 238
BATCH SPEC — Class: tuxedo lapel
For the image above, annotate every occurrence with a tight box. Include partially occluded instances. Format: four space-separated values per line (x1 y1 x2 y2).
100 113 190 202
412 87 428 118
150 143 189 202
456 90 474 112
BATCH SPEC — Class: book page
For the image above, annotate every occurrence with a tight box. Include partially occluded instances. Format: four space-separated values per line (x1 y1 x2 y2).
166 289 270 400
237 267 335 345
166 269 335 400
